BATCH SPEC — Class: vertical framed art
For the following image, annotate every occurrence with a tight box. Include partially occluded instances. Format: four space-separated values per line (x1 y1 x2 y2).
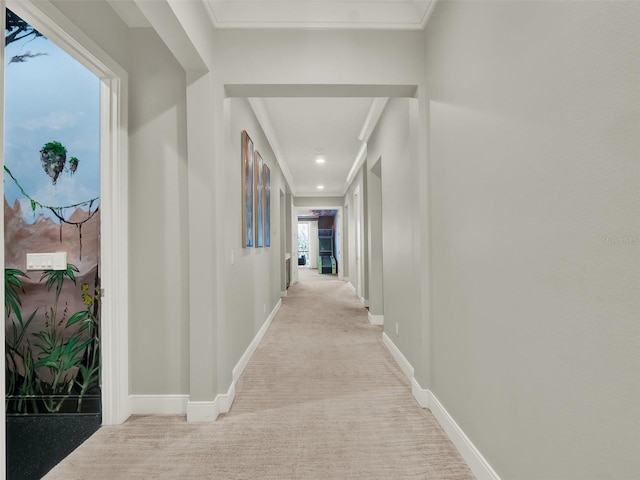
264 164 271 247
242 131 254 248
254 150 265 248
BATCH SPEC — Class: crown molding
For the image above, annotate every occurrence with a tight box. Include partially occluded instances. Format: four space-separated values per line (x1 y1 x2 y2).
358 98 390 143
204 0 433 30
248 98 296 195
107 0 151 28
419 0 439 29
344 97 388 193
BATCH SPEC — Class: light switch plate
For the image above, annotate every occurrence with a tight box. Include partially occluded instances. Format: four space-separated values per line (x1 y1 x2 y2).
26 252 67 271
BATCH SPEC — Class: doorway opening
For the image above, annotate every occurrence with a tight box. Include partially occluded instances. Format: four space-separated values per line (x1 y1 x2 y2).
2 1 129 477
3 8 102 478
294 207 341 283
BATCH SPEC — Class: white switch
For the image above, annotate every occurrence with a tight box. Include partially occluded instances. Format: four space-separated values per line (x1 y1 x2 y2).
52 252 67 270
26 252 67 271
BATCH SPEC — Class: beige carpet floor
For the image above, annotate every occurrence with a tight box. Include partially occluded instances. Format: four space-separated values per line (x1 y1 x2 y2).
44 269 475 479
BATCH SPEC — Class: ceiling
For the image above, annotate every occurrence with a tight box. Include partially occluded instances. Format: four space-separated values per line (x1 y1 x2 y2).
260 97 373 197
203 0 437 30
108 0 425 198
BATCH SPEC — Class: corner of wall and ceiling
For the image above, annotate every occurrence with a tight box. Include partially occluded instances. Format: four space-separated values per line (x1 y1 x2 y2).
202 0 439 31
247 98 297 196
343 98 389 194
107 0 151 28
419 0 439 30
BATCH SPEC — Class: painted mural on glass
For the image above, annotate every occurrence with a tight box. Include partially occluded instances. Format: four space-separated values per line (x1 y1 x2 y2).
4 10 101 415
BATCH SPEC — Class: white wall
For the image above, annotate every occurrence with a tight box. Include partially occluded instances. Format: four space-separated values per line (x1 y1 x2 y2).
221 97 286 389
344 168 364 296
367 98 423 369
127 28 189 395
47 1 192 397
212 28 425 87
366 158 384 318
424 2 640 479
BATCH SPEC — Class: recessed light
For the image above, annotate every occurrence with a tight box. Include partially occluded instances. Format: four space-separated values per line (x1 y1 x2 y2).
315 157 326 164
317 185 324 190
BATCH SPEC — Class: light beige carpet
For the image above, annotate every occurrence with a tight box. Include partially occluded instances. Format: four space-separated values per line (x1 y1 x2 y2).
45 269 475 479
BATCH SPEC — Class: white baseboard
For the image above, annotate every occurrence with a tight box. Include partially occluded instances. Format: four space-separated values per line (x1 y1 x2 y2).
233 299 281 382
347 282 356 293
382 332 414 380
130 394 188 415
280 290 287 297
187 299 282 423
427 390 502 480
368 312 384 325
187 400 221 422
381 333 501 480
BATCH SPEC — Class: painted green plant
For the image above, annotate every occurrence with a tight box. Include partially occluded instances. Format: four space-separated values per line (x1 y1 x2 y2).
5 264 101 414
5 268 40 412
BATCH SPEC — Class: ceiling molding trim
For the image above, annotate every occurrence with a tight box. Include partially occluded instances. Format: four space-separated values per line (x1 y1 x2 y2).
226 84 416 99
247 98 296 195
206 0 430 30
343 96 388 193
133 0 207 74
201 0 219 29
295 191 344 198
107 0 151 28
343 142 367 194
358 98 389 143
208 20 425 30
419 0 439 29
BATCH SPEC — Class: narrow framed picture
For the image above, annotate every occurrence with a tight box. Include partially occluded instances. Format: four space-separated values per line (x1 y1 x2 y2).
241 131 254 248
254 150 264 248
264 164 271 247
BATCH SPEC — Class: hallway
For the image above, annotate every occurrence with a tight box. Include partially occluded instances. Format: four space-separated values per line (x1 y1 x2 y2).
44 271 474 479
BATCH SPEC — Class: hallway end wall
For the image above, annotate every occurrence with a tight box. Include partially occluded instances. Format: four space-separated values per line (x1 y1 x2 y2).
425 1 640 479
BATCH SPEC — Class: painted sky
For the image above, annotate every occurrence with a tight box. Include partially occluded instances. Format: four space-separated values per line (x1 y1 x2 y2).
4 21 100 223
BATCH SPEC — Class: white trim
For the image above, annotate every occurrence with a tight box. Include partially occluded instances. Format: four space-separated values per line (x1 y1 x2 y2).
344 98 389 193
232 299 281 382
130 395 189 415
280 290 288 297
427 390 502 480
368 312 384 325
381 332 414 380
202 1 432 30
6 0 130 426
382 333 501 480
361 297 370 308
248 98 296 195
419 0 439 29
186 400 222 423
186 382 236 423
358 98 390 143
187 299 281 422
